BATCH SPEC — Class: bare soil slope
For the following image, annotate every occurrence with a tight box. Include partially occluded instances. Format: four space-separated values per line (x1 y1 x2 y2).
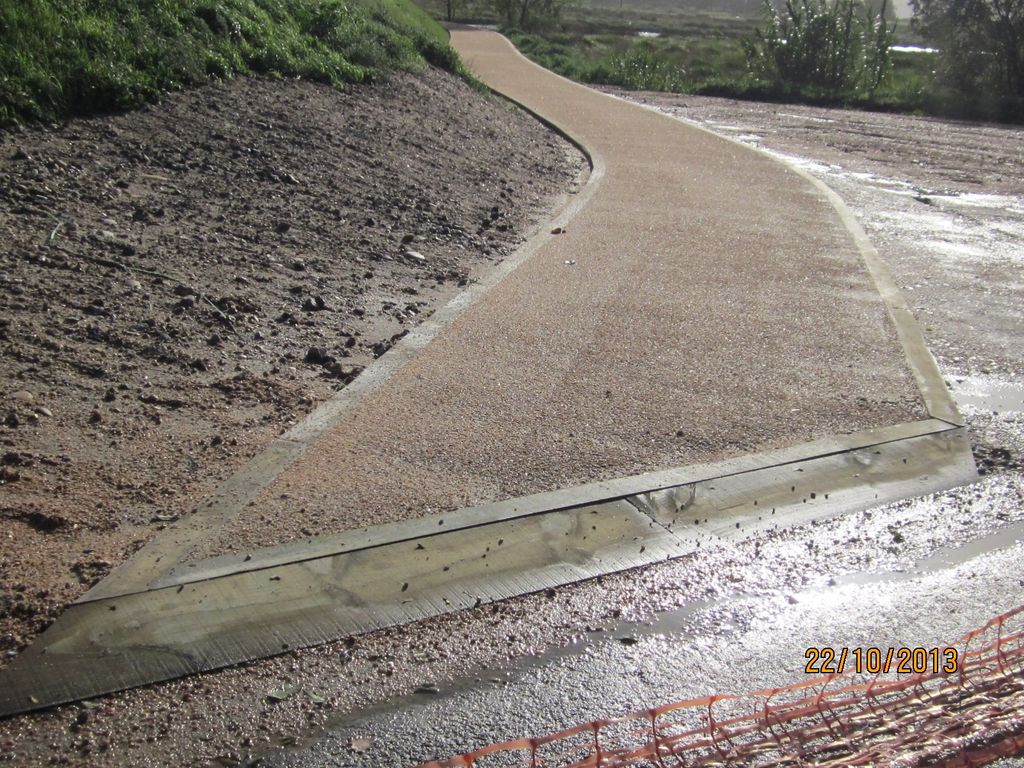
0 69 581 657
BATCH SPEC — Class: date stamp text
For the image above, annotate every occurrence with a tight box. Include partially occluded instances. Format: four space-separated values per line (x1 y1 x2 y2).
804 646 959 675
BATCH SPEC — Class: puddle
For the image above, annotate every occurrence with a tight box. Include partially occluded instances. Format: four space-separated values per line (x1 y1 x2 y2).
933 192 1024 216
920 239 991 260
951 374 1024 413
778 113 835 124
891 45 939 54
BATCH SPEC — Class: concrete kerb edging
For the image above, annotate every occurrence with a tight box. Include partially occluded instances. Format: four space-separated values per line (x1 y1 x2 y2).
595 87 964 428
80 65 605 604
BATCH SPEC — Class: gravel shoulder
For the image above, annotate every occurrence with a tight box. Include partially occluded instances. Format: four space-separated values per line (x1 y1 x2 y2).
0 68 583 659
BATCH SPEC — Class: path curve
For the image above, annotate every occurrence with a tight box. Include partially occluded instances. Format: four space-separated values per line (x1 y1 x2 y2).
191 29 927 558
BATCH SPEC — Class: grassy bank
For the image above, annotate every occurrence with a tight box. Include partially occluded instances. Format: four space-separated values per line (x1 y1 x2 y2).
0 0 461 125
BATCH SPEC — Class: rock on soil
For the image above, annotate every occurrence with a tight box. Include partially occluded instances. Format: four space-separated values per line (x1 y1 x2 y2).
0 68 582 657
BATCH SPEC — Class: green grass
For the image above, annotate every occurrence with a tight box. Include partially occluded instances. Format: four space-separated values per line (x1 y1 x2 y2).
508 29 752 93
0 0 463 125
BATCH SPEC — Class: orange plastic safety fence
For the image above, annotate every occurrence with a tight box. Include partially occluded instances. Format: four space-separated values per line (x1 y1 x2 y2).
421 604 1024 768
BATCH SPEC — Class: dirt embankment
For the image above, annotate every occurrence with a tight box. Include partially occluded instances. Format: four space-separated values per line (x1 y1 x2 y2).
0 68 582 657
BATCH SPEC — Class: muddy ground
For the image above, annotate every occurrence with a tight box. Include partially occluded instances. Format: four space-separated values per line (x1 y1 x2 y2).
0 89 1021 767
0 68 582 658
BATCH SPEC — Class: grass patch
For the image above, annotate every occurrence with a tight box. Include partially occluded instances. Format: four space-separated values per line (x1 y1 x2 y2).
0 0 463 125
510 29 753 93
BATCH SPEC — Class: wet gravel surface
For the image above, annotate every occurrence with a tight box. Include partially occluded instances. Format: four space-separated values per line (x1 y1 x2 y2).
0 95 1021 766
0 69 581 657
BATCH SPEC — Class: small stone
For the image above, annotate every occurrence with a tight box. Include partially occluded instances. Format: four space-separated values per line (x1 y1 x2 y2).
5 412 21 428
177 295 196 309
127 279 142 291
35 406 52 418
88 410 103 425
207 334 222 346
10 390 33 405
275 221 291 234
414 683 439 695
173 285 195 297
551 226 565 235
304 346 332 366
403 250 426 262
291 260 306 271
11 149 30 161
301 295 327 312
103 388 116 403
350 737 373 753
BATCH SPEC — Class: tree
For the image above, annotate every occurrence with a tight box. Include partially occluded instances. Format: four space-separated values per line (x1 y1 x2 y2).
911 0 1024 97
747 0 895 96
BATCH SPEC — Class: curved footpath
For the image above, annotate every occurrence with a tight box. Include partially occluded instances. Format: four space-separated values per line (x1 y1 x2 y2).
0 31 973 717
198 29 926 557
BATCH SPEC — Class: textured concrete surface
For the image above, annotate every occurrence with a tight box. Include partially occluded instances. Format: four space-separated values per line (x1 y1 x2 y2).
196 30 925 559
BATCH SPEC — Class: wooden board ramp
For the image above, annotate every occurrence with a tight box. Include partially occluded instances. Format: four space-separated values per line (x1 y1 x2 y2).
0 419 975 717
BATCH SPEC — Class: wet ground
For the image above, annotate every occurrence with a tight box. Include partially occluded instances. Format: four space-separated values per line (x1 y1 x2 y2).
0 94 1021 767
258 96 1024 766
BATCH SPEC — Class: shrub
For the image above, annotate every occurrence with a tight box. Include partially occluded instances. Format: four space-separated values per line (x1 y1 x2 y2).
746 0 895 97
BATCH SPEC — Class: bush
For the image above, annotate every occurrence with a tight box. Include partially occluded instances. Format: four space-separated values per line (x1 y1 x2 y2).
911 0 1024 99
589 45 687 92
746 0 895 97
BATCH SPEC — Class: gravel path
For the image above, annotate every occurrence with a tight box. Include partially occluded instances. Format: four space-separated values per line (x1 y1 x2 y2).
197 30 925 560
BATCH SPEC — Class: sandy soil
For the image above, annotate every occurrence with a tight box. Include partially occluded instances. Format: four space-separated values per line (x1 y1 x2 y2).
0 68 582 658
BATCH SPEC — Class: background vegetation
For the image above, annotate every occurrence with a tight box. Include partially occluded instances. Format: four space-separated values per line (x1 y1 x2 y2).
0 0 462 125
427 0 1023 122
911 0 1024 118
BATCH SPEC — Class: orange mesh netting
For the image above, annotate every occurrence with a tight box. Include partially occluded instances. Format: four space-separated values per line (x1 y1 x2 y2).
421 604 1024 768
